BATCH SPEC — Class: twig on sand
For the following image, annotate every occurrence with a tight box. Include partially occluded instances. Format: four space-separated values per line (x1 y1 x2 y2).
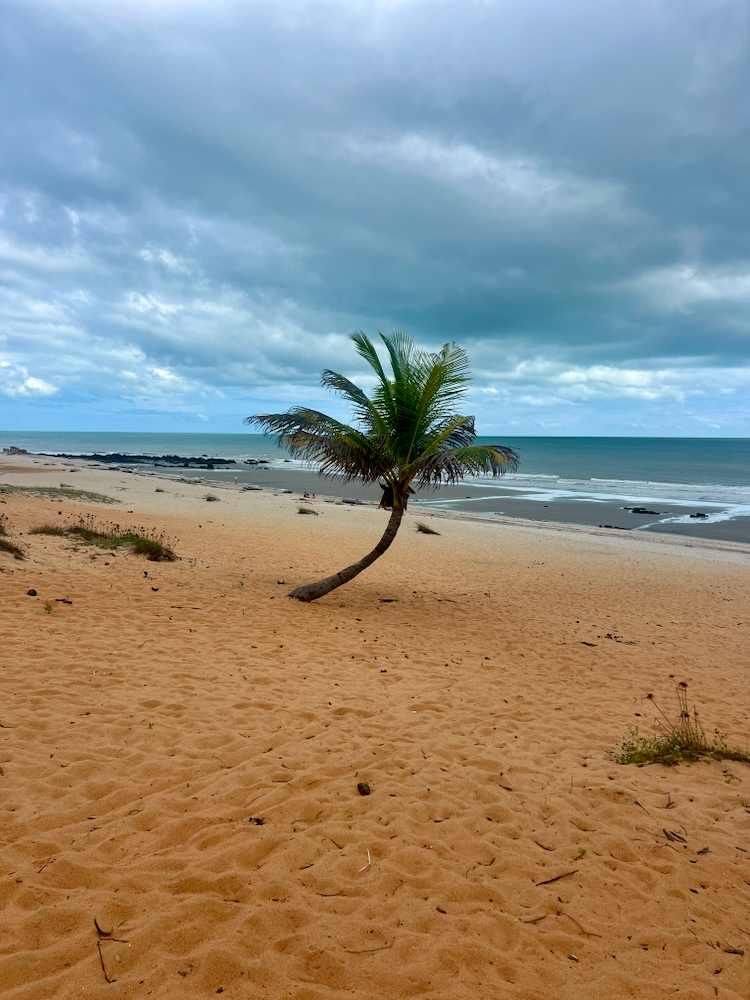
535 868 578 887
359 848 372 873
341 940 394 955
533 840 554 852
520 910 601 937
559 911 602 938
663 828 687 844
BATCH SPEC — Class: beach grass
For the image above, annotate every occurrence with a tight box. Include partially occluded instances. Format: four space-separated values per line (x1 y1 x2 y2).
0 524 25 560
616 683 750 766
0 514 25 559
32 515 176 561
416 521 441 535
0 484 117 504
0 538 26 559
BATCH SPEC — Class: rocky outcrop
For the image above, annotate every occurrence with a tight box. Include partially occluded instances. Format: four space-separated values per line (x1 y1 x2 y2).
40 452 238 469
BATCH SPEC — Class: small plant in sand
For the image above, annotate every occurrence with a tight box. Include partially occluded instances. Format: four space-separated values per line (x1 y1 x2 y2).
297 506 319 515
0 514 25 560
33 515 177 561
415 521 440 535
616 683 750 766
248 331 518 601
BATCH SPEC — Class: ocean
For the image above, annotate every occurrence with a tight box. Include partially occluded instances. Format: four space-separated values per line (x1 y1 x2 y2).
2 431 750 534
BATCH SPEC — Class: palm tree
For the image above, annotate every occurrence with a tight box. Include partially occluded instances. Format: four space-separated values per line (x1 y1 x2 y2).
247 332 519 602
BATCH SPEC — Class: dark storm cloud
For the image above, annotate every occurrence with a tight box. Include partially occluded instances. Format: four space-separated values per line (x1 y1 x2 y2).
0 0 748 432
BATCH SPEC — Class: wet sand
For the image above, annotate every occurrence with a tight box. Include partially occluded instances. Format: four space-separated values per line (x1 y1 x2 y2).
1 455 749 999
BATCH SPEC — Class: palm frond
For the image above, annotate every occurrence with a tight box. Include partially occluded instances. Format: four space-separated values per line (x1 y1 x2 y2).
404 415 476 475
247 408 390 482
379 330 414 386
404 343 471 461
414 443 519 488
319 369 389 439
351 331 395 419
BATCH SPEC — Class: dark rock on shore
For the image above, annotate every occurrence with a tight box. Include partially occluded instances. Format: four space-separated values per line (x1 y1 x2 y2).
689 511 709 519
624 506 661 515
2 446 29 455
40 452 237 469
599 524 628 530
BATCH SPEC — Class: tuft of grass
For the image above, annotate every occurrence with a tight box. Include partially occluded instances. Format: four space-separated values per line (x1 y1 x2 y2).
416 521 440 535
616 683 750 767
127 535 176 560
204 494 220 502
297 506 319 515
0 537 25 559
38 514 177 561
0 514 25 559
43 600 53 614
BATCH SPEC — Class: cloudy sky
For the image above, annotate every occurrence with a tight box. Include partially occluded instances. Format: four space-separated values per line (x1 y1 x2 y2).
1 0 748 435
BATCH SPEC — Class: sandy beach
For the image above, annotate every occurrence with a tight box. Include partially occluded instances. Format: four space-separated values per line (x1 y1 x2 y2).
1 455 749 999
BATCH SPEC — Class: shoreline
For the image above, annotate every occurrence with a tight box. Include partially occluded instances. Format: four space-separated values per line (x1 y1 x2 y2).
4 437 750 543
3 452 750 556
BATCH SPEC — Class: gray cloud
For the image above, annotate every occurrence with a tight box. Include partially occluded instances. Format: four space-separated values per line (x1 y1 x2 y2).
1 0 748 433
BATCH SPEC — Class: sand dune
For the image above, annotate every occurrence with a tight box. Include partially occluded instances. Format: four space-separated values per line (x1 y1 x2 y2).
1 463 749 998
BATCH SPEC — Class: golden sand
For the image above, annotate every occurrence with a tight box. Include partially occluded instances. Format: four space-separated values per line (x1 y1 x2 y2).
1 458 749 999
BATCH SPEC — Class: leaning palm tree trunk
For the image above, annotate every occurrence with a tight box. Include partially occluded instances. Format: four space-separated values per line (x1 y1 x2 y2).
289 506 404 602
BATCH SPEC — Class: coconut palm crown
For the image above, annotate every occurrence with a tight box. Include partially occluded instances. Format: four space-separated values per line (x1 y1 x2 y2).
247 331 519 601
